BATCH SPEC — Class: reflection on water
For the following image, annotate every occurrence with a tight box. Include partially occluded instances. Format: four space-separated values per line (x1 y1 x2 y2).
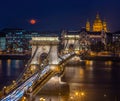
60 60 120 101
85 60 93 66
7 59 11 76
0 59 120 101
0 60 25 88
105 61 112 66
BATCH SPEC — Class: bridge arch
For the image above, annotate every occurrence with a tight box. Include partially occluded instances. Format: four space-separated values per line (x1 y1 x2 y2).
39 52 48 64
40 52 48 61
30 37 59 65
62 30 90 54
62 34 80 53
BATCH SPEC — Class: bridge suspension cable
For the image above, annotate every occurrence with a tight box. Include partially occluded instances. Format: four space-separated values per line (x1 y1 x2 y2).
64 39 69 51
16 46 39 84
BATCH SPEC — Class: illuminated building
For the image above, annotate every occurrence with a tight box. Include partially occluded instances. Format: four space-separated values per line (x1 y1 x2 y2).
112 31 120 42
0 28 59 52
86 20 90 31
2 28 27 52
0 32 6 51
86 13 108 32
112 31 120 52
61 28 107 49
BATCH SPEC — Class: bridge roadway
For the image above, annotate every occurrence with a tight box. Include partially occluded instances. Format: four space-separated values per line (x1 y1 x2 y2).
0 52 75 101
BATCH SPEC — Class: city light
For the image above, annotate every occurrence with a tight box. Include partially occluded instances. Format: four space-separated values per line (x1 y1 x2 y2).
75 92 79 96
81 92 85 96
39 97 45 101
32 37 59 41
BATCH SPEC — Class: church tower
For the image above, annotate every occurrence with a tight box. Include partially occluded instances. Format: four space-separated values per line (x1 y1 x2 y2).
86 19 90 31
103 19 108 32
93 13 103 32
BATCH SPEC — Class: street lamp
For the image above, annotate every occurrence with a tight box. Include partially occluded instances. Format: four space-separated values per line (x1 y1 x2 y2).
21 96 27 101
39 97 46 101
81 92 85 96
74 91 85 101
75 92 79 96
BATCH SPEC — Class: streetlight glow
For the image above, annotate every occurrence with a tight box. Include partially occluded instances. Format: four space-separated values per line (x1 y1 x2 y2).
81 92 85 96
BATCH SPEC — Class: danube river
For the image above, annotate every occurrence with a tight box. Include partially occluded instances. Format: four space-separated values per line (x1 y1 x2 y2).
0 59 120 101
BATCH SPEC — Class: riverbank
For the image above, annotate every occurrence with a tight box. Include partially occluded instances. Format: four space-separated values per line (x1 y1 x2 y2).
0 54 31 60
81 55 120 62
0 53 120 61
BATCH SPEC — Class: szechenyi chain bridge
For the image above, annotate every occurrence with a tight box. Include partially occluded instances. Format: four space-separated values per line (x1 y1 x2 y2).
0 34 89 101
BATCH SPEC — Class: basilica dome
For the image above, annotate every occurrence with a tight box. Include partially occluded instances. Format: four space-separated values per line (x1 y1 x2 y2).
93 13 103 32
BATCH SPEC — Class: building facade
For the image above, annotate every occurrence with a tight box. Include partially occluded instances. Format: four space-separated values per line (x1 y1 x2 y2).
61 28 107 52
112 31 120 42
86 13 108 32
0 28 59 52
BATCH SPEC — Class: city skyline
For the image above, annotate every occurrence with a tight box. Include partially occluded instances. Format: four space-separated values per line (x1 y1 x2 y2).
0 0 120 32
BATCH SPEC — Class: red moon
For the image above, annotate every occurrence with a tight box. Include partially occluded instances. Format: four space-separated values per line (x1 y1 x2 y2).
30 19 36 24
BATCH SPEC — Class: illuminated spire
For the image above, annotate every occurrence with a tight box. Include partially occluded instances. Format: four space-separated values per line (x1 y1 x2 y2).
96 12 100 19
103 19 108 32
86 19 90 31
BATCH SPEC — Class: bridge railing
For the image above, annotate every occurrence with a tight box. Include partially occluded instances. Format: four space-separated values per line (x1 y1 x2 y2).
29 70 55 96
0 71 39 101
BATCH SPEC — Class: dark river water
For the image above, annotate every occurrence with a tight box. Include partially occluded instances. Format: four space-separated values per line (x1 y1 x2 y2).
0 59 120 101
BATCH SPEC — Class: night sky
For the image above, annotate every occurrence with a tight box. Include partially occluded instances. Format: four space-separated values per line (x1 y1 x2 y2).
0 0 120 32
